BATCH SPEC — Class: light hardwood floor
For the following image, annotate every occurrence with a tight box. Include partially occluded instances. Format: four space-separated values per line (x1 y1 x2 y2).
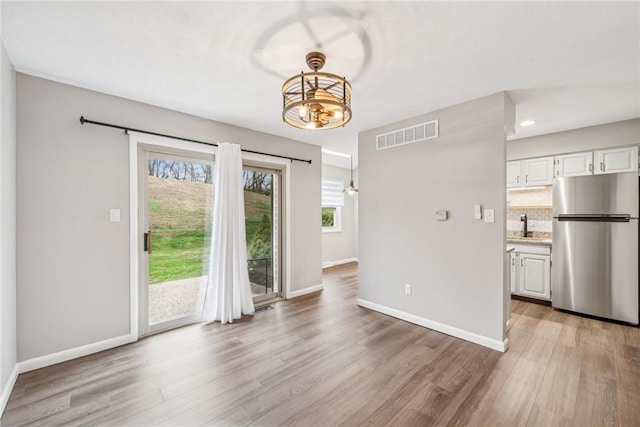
3 263 640 426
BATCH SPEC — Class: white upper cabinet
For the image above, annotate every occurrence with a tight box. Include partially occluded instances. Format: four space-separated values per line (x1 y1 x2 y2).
594 146 638 175
554 151 593 177
522 157 554 186
506 161 521 187
506 157 553 188
509 146 638 188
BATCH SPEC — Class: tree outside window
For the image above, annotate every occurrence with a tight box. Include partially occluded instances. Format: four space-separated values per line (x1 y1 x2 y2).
322 207 336 227
321 179 344 232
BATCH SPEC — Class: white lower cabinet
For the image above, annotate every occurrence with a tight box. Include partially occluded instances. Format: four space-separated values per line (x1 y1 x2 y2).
519 254 551 299
509 244 551 301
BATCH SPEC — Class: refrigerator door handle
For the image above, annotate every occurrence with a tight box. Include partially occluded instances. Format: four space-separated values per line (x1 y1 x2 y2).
556 214 631 223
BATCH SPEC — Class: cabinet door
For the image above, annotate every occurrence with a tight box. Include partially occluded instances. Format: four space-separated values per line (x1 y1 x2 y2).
519 254 550 299
554 152 593 177
595 146 638 175
509 253 518 293
506 161 521 188
523 157 554 186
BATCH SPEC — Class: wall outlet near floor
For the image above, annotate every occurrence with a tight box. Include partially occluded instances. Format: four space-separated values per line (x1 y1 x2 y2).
404 283 412 295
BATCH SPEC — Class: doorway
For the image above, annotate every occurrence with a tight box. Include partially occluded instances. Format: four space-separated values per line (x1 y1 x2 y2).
137 147 284 336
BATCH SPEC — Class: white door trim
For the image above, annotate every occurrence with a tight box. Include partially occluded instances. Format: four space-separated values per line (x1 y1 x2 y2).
127 132 291 339
129 135 139 340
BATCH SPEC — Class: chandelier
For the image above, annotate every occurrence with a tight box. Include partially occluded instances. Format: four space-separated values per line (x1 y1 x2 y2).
282 52 352 130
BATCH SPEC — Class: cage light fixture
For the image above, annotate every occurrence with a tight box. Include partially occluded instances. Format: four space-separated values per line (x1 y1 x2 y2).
282 52 352 130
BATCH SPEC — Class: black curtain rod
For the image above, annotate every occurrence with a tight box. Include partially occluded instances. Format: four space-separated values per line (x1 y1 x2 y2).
79 116 312 164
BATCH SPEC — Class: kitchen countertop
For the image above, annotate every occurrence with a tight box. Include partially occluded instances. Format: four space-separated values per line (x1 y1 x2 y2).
506 237 552 246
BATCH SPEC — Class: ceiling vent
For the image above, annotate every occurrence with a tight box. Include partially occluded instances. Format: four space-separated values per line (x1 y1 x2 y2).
376 119 439 151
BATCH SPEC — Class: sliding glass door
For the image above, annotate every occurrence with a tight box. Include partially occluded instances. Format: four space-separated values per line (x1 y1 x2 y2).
138 149 283 336
243 166 281 303
140 150 214 334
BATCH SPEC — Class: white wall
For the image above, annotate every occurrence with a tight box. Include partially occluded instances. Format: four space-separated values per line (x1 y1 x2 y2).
358 92 512 350
0 42 18 412
321 164 357 267
507 118 640 160
16 74 322 363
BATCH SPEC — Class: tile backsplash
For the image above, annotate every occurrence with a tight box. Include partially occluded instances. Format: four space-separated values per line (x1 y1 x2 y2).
507 186 552 206
506 186 553 233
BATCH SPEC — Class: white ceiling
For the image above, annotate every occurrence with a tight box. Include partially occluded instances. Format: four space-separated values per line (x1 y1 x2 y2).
2 1 639 168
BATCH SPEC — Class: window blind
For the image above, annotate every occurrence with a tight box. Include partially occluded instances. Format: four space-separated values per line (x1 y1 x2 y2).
322 179 344 207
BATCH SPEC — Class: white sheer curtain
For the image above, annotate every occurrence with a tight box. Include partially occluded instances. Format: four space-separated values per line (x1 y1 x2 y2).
202 142 255 323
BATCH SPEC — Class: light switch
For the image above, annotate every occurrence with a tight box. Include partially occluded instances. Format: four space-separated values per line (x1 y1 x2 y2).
484 209 495 223
474 205 482 220
110 209 121 223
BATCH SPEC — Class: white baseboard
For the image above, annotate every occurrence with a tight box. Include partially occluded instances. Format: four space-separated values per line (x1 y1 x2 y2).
322 258 358 269
287 284 323 299
1 363 19 415
357 298 508 352
18 334 136 374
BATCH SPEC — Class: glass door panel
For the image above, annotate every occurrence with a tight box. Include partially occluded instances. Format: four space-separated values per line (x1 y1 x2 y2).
145 153 214 333
243 167 280 302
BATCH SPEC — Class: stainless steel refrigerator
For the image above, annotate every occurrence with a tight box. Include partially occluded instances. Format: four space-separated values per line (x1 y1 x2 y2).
552 172 639 324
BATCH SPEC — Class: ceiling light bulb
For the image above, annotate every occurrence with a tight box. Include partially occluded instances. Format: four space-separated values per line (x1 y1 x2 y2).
520 120 536 127
334 110 343 120
299 105 308 119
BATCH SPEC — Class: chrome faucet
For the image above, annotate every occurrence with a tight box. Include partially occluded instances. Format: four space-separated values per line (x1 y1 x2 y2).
520 214 528 237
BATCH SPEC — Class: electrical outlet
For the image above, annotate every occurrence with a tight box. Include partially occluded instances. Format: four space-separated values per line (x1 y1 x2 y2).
404 284 412 295
529 219 537 228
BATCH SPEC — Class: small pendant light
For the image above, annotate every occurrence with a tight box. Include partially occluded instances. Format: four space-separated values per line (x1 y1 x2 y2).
343 155 358 196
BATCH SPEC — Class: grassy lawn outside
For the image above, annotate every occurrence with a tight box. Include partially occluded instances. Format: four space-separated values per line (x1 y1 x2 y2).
244 190 273 255
148 176 271 284
149 228 211 284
